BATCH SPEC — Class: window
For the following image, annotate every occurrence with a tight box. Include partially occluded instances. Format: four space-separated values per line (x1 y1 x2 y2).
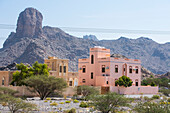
135 79 138 86
115 65 118 73
82 66 86 73
136 82 138 86
2 77 5 86
91 55 94 64
102 65 105 73
82 79 86 83
52 62 55 71
91 72 93 79
64 66 66 73
129 66 132 73
69 81 72 86
136 66 138 74
60 66 62 73
106 81 109 84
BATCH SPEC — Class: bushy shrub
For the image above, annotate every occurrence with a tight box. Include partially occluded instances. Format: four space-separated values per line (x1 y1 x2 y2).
160 88 170 96
63 108 76 113
44 100 48 103
59 102 64 104
144 96 152 101
168 98 170 102
46 98 51 100
151 82 156 86
65 100 71 103
69 108 76 113
79 101 89 108
152 95 160 99
159 102 170 105
50 102 58 106
73 99 79 103
134 102 170 113
1 102 7 106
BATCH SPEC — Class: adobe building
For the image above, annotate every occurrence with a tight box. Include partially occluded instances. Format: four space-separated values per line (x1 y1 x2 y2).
78 46 158 94
44 56 79 87
0 57 79 96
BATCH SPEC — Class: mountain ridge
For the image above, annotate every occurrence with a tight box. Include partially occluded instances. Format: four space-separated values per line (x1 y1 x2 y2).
0 8 169 74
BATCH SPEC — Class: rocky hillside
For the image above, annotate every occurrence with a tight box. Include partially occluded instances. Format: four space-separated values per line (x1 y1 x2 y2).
0 8 169 74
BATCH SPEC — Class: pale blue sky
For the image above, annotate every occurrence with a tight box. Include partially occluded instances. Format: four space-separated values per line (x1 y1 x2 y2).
0 0 170 48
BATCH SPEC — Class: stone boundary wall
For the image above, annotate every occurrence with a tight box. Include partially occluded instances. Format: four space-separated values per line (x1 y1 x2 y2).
110 86 158 95
2 86 77 97
2 86 37 96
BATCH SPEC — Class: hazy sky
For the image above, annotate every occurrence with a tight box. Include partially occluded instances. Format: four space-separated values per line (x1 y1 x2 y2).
0 0 170 48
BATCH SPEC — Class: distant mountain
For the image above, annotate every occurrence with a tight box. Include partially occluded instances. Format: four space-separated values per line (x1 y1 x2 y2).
0 7 169 74
83 35 98 41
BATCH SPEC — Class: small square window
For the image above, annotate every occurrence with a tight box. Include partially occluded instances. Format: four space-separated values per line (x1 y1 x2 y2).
82 79 86 83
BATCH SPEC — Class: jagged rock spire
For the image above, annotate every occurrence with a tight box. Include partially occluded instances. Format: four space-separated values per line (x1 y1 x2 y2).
16 7 43 38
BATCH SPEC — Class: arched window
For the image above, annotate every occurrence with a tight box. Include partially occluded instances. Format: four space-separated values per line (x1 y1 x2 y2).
106 81 109 84
129 66 132 73
60 65 62 73
82 66 86 73
2 77 5 86
52 62 55 71
135 66 138 74
115 65 118 73
102 65 105 73
69 78 73 86
91 55 94 64
91 72 93 79
135 79 138 86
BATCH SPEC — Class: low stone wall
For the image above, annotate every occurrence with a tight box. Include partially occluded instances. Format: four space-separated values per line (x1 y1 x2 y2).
2 86 37 96
2 86 77 97
110 86 158 95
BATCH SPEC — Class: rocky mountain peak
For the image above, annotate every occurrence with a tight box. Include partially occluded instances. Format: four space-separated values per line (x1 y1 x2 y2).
83 35 98 41
16 7 43 38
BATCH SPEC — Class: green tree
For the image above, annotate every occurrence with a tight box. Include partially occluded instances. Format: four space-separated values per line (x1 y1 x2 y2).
141 78 170 88
89 92 128 113
11 61 49 86
150 81 156 86
141 79 149 86
115 75 133 87
77 85 99 100
0 95 37 113
134 102 170 113
24 75 67 100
